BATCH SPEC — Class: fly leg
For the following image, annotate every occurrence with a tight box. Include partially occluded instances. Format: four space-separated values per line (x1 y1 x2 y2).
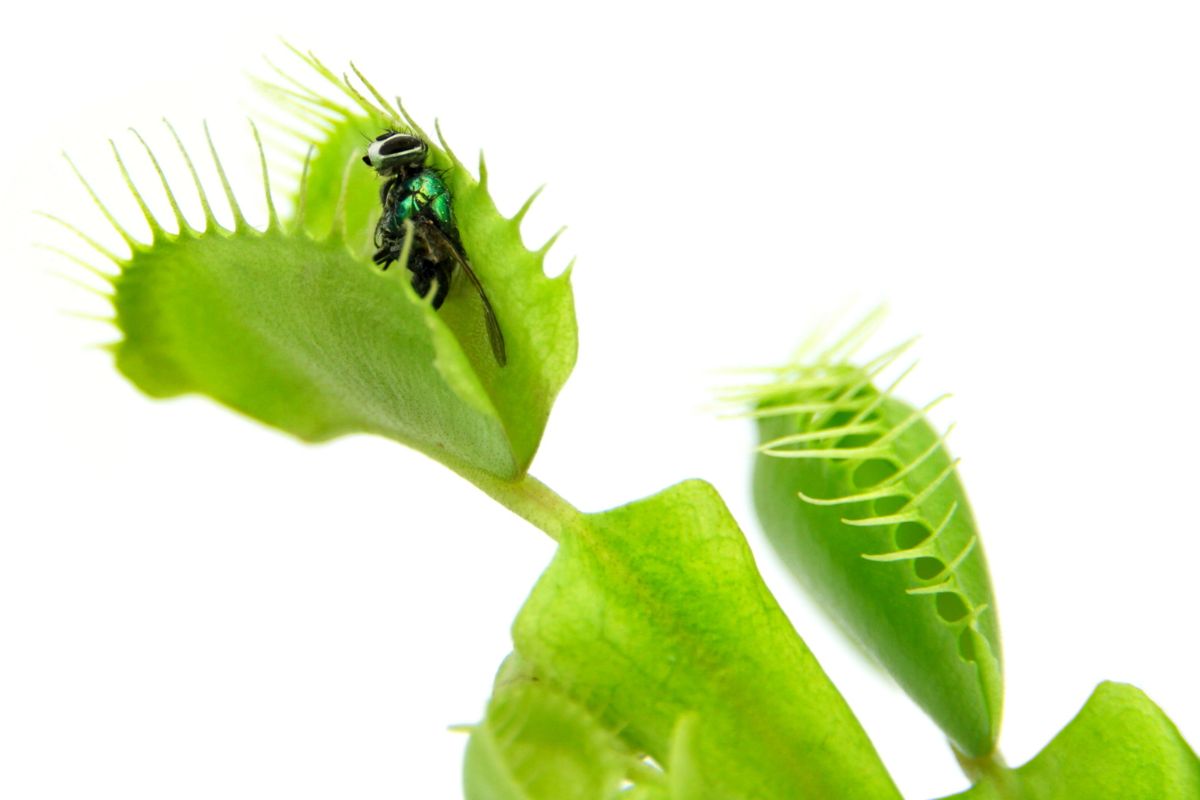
405 254 452 309
379 176 400 206
373 246 397 269
430 261 452 310
409 258 435 301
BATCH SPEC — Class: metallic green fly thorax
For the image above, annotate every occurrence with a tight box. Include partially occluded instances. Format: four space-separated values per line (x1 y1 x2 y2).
392 170 455 234
383 169 457 243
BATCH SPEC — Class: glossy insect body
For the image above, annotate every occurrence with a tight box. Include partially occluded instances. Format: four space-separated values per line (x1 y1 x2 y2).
363 131 507 365
376 168 458 308
394 171 455 240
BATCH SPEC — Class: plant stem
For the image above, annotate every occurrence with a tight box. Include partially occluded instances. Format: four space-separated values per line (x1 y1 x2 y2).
463 469 581 543
954 748 1019 799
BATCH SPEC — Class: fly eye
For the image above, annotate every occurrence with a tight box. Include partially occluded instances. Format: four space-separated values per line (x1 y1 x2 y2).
362 154 372 166
379 135 423 157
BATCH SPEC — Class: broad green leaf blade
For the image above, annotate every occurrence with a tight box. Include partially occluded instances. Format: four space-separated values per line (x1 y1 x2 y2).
943 682 1200 800
463 661 635 800
512 479 902 800
736 318 1002 756
262 51 579 472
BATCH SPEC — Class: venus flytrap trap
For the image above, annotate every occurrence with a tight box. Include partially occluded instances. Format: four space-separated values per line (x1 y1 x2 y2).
64 51 577 483
726 310 1002 758
52 48 1197 800
463 654 646 800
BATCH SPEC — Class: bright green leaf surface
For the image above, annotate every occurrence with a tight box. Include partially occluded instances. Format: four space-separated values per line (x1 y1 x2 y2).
70 57 575 479
112 223 513 475
743 325 1002 756
943 682 1200 800
463 661 634 800
511 479 902 800
663 713 740 800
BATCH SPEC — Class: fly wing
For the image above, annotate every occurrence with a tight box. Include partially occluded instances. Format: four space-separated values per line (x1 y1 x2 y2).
418 221 508 367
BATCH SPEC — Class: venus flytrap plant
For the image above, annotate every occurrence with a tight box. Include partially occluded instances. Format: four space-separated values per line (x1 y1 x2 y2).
53 49 1197 800
55 52 901 798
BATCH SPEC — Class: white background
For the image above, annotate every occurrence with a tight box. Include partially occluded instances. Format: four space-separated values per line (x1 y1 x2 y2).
2 2 1198 798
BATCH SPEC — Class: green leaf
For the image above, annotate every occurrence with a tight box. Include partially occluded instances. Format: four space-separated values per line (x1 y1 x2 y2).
62 55 576 480
463 655 636 800
662 713 738 800
511 479 902 800
733 313 1002 756
943 682 1200 800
